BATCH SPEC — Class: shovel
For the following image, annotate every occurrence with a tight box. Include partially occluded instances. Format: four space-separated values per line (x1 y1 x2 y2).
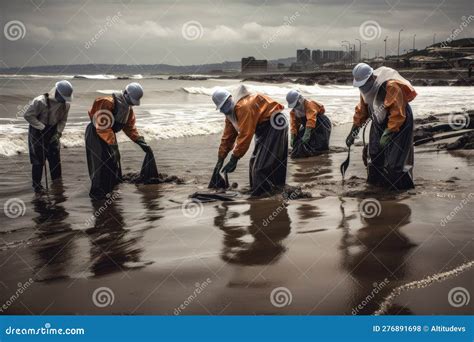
340 146 351 183
41 135 49 191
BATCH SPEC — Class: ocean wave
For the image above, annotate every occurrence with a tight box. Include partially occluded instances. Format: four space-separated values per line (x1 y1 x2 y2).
0 121 225 157
182 83 354 97
74 74 118 80
0 74 147 80
0 74 75 79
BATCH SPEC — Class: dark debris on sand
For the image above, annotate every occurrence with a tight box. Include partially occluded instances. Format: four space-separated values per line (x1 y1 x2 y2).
441 131 474 150
414 112 474 150
414 115 439 125
121 172 185 185
282 185 312 200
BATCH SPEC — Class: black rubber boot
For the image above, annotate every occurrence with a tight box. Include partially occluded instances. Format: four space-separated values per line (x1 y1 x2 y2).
32 164 44 192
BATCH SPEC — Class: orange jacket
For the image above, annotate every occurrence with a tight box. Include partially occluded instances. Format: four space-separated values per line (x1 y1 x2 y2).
353 80 417 132
290 99 325 135
218 94 284 159
88 96 140 145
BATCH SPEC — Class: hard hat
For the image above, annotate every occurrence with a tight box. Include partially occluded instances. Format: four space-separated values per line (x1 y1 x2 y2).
352 63 374 87
212 88 231 110
286 90 301 108
55 80 73 102
124 82 144 106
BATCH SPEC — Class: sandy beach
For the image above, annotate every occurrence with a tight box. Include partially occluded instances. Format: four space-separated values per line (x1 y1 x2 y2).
1 118 473 315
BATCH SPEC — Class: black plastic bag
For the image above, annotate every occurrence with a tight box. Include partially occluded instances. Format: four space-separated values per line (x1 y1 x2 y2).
140 151 159 181
208 169 229 189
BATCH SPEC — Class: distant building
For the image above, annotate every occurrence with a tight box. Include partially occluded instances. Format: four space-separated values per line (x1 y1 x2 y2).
322 50 345 61
297 48 311 64
312 50 322 64
241 57 268 73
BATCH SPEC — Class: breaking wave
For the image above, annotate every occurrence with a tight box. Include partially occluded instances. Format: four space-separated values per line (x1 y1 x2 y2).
0 121 224 157
182 84 354 97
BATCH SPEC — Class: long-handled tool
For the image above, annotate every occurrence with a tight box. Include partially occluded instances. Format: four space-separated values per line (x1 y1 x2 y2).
340 146 351 183
340 118 372 182
42 134 49 191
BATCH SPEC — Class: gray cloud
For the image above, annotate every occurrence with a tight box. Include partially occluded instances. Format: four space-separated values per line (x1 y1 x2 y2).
0 0 473 68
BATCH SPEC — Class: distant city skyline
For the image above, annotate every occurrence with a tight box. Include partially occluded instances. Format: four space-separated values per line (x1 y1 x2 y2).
1 0 473 68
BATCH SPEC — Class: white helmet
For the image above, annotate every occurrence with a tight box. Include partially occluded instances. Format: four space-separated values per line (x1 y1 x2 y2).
212 87 231 110
286 90 301 108
124 82 144 106
55 80 73 102
352 63 374 87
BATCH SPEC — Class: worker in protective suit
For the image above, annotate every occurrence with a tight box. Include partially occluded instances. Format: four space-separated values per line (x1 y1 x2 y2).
85 82 152 200
345 63 417 190
286 90 331 158
210 86 288 196
24 80 73 192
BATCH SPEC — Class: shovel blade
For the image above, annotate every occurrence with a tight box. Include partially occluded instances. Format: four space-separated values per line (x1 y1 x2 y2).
340 147 351 180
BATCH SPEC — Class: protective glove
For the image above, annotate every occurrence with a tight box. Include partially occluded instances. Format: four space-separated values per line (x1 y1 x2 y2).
221 155 239 174
379 128 393 148
136 136 152 153
50 132 62 145
290 134 296 148
345 124 360 147
302 127 312 144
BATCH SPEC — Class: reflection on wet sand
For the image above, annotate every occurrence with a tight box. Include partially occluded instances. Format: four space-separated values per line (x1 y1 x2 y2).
340 200 415 315
136 185 164 223
32 180 77 282
31 185 158 281
290 153 333 184
87 193 144 276
215 200 291 266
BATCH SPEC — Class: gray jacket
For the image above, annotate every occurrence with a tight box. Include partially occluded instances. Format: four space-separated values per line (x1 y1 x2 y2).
24 91 70 132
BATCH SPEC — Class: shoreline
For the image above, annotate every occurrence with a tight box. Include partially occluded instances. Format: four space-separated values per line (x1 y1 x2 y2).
236 69 474 86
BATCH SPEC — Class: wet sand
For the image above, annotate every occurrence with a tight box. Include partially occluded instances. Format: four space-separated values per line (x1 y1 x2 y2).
0 124 473 315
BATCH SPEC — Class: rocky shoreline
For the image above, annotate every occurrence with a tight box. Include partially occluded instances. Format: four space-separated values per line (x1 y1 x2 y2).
238 69 474 86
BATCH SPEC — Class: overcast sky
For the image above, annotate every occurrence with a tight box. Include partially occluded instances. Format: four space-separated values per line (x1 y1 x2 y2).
1 0 473 68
